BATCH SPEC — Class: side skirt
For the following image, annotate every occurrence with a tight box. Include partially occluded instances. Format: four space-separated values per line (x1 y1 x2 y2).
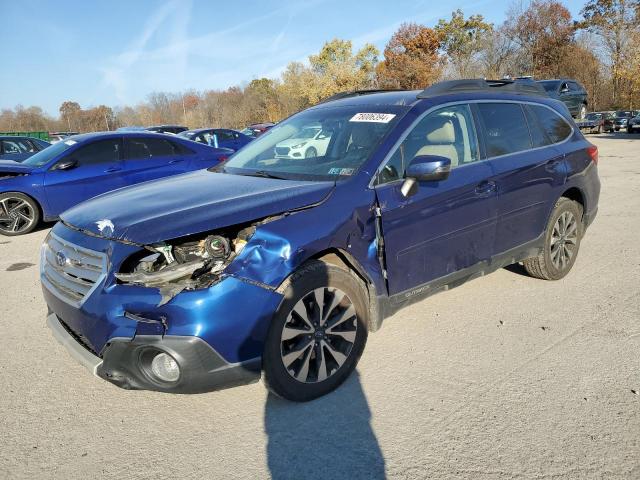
377 235 544 322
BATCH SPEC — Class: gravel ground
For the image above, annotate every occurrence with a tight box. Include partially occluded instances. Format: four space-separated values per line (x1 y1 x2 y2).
0 134 639 480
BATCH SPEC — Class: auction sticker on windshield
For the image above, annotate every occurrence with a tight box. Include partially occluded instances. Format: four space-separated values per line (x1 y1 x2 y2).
350 113 396 123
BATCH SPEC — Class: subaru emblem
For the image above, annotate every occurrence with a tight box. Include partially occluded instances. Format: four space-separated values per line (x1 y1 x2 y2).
55 251 67 268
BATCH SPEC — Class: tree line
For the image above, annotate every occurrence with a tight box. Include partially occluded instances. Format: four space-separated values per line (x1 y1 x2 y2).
1 0 639 134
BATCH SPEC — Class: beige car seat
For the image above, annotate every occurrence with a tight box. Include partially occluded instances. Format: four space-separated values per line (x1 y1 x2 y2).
415 117 459 167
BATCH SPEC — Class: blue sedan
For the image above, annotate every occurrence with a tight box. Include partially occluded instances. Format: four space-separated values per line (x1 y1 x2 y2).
0 131 232 235
0 136 51 162
178 128 253 151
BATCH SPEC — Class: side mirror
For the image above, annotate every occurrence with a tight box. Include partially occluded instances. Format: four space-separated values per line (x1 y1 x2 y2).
54 158 78 171
401 155 451 197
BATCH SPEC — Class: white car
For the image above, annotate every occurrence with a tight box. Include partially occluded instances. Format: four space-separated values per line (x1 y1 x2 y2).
274 126 330 159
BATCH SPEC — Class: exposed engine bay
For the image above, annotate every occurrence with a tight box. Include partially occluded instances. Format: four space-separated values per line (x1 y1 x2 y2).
115 224 256 305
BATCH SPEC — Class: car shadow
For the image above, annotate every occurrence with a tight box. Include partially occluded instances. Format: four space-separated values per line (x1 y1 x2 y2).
503 262 529 277
264 371 386 480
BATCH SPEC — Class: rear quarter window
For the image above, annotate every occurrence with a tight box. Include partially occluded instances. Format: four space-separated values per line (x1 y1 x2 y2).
530 105 572 144
477 103 532 157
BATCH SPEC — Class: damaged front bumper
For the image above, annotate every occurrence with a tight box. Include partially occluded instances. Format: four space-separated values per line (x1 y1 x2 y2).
47 313 261 393
42 223 284 393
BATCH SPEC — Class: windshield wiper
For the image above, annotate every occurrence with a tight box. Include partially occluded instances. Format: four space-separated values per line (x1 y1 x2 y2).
241 170 288 180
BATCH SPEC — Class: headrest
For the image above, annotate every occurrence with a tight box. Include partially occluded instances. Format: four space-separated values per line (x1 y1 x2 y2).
425 119 455 144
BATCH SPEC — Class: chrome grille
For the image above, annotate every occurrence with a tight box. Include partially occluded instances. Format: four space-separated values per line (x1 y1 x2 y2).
41 232 107 307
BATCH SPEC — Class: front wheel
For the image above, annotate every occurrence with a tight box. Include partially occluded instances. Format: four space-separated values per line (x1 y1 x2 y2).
304 147 317 159
0 193 40 236
263 261 368 401
523 198 583 280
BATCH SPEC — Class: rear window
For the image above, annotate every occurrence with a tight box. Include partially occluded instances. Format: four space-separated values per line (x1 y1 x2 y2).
538 81 559 93
477 103 532 157
530 105 572 144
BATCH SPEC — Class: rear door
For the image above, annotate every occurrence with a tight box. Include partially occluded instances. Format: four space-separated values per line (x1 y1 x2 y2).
123 136 189 185
479 102 568 255
43 138 126 215
375 103 497 295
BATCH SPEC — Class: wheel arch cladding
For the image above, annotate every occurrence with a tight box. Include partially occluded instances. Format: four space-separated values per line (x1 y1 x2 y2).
561 187 585 217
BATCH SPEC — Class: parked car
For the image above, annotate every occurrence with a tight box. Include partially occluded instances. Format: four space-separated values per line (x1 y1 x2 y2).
576 112 615 134
613 110 639 131
274 124 331 159
0 136 50 161
42 79 600 401
240 122 275 138
537 79 588 119
178 128 252 151
627 114 640 133
0 132 232 235
49 132 79 144
146 125 189 134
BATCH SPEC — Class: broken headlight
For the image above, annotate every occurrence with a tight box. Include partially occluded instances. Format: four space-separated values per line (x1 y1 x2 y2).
115 225 255 304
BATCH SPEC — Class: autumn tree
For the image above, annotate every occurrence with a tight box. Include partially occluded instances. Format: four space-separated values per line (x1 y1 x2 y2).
505 0 576 77
377 23 443 89
59 101 81 131
580 0 640 105
435 10 493 78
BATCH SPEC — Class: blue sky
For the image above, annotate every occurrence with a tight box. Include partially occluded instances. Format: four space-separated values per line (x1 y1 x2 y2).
0 0 587 116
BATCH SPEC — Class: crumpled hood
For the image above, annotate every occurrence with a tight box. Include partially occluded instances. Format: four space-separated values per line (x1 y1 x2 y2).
0 160 34 173
61 170 334 244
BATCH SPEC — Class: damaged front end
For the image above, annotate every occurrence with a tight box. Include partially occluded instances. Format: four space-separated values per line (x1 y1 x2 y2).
115 224 257 305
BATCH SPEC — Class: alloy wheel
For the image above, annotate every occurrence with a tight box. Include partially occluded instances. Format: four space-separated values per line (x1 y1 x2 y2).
280 287 358 384
550 211 578 270
0 197 36 234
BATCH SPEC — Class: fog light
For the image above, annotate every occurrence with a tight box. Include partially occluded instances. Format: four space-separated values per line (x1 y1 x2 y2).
150 352 180 382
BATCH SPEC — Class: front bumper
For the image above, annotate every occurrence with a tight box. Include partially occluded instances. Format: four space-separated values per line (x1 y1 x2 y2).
47 312 261 393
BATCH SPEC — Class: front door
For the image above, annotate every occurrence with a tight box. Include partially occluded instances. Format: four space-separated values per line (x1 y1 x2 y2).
44 138 126 215
374 104 497 295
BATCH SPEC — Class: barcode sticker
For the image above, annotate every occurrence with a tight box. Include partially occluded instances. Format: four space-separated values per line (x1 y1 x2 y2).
349 113 396 123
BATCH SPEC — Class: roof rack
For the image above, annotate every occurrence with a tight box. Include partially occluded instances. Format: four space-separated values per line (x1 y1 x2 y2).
318 89 407 104
417 79 548 99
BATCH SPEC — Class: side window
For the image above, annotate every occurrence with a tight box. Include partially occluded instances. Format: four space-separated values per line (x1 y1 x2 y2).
523 106 551 148
569 82 581 92
216 130 234 141
377 104 478 184
70 139 121 165
170 141 194 155
477 103 532 157
2 140 33 154
530 105 572 144
126 138 176 159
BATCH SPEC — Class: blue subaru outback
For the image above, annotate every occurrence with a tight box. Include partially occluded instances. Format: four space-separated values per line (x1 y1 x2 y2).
42 80 600 401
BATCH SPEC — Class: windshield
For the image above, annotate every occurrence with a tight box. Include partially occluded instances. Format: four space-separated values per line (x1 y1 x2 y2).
22 139 75 167
615 111 633 118
538 81 560 93
221 106 405 181
585 113 601 120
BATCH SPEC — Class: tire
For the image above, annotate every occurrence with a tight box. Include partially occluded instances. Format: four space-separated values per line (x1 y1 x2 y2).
523 197 583 281
0 192 40 236
263 260 369 401
304 147 317 159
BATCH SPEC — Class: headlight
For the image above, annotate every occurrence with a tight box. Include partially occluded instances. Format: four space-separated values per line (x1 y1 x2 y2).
291 142 307 149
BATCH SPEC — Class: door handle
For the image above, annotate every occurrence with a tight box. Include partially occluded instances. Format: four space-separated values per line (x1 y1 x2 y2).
169 159 184 164
104 167 122 173
475 181 496 196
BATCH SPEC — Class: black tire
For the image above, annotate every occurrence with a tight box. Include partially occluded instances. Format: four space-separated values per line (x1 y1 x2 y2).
263 260 369 402
0 192 40 236
523 197 583 281
304 147 317 159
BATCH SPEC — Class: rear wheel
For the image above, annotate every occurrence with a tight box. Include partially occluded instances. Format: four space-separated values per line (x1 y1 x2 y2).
523 198 583 280
0 193 40 236
263 261 368 401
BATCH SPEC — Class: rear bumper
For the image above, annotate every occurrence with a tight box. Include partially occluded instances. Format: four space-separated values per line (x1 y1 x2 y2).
47 313 261 393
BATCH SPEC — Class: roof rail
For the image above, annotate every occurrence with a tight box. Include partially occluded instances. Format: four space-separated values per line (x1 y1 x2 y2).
417 78 547 99
318 89 407 104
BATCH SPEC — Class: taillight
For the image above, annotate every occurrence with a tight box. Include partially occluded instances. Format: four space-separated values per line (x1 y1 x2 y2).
218 155 228 162
586 145 598 165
